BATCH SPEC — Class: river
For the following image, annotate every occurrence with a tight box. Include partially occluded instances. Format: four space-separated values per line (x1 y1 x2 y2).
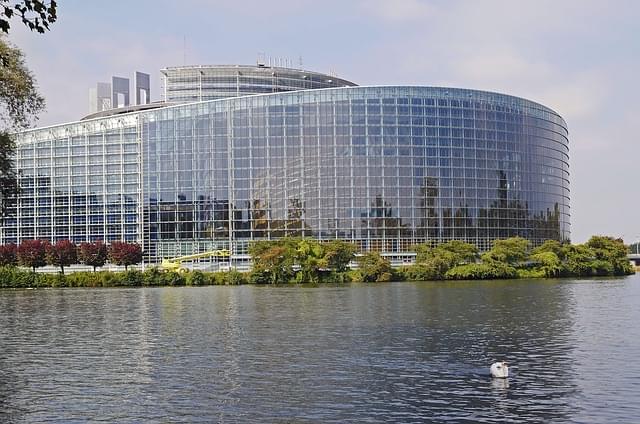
1 275 639 423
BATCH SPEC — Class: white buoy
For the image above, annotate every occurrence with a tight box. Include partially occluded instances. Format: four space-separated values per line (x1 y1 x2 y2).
490 361 509 378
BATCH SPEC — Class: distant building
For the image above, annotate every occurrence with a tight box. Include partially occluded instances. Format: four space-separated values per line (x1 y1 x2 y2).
88 82 111 114
88 72 150 114
4 64 570 266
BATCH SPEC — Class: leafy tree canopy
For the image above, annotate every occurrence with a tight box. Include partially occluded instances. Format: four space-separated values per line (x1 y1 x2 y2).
45 239 76 274
356 251 393 283
483 237 530 264
0 241 16 265
78 241 108 272
109 241 143 270
1 37 45 215
17 239 48 271
1 0 57 34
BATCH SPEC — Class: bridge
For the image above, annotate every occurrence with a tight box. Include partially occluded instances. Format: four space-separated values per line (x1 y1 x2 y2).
627 253 640 266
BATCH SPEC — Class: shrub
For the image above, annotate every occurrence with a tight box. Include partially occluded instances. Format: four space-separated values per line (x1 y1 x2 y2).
38 273 67 287
65 271 102 287
186 270 209 286
98 271 120 287
400 261 449 281
120 270 143 286
226 270 247 285
11 268 38 288
446 262 517 280
142 268 163 286
346 269 363 283
248 268 271 284
0 266 19 288
357 252 392 282
516 268 546 279
162 271 185 286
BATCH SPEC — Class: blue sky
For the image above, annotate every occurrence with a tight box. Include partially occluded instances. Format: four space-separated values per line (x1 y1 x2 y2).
7 0 640 243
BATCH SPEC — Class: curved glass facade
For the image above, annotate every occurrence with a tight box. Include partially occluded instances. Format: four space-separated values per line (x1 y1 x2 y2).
4 84 570 264
161 65 357 104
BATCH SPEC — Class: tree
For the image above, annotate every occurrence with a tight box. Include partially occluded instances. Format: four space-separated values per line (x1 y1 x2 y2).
412 240 478 280
45 239 76 274
483 237 530 265
532 239 563 256
0 242 16 265
249 239 296 284
78 241 108 272
585 236 633 275
530 251 562 278
17 239 47 271
433 240 478 266
1 1 57 34
295 239 325 283
561 244 596 277
109 241 142 270
322 240 356 272
357 251 393 282
1 37 45 216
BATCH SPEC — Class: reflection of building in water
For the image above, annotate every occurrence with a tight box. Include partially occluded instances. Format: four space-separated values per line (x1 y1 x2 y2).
4 64 570 265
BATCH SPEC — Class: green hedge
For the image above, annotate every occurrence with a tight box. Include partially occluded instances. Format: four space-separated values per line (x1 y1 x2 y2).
0 267 250 289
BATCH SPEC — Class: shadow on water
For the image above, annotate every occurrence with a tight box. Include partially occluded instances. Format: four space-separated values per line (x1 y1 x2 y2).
1 276 639 422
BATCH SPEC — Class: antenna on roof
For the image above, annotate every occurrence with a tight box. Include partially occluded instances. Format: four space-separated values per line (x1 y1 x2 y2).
299 56 303 68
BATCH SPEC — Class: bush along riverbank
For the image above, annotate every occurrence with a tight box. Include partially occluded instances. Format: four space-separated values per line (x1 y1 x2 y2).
399 236 634 282
0 236 634 288
0 267 248 289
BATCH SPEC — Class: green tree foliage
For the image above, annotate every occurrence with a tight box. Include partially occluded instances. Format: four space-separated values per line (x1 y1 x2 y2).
585 236 634 275
407 235 633 281
1 0 57 33
412 240 478 280
445 262 518 280
0 37 45 215
249 240 296 284
45 239 76 274
322 240 357 272
78 241 108 272
0 242 16 265
295 238 326 283
17 239 47 271
561 244 597 276
483 237 530 265
531 240 564 258
356 251 393 282
530 251 562 277
249 238 357 284
108 241 143 270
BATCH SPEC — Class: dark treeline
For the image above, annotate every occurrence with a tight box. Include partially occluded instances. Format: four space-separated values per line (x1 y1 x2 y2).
0 235 634 288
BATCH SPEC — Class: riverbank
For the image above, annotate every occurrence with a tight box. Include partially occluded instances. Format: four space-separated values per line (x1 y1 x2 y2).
0 264 634 289
0 235 634 288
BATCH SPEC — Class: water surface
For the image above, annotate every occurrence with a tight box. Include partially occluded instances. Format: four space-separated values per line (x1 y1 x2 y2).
1 276 639 423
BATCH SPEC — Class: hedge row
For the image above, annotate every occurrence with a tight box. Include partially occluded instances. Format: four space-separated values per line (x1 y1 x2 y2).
0 267 248 289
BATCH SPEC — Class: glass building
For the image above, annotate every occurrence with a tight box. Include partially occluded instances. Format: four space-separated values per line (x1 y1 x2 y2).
2 65 570 265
